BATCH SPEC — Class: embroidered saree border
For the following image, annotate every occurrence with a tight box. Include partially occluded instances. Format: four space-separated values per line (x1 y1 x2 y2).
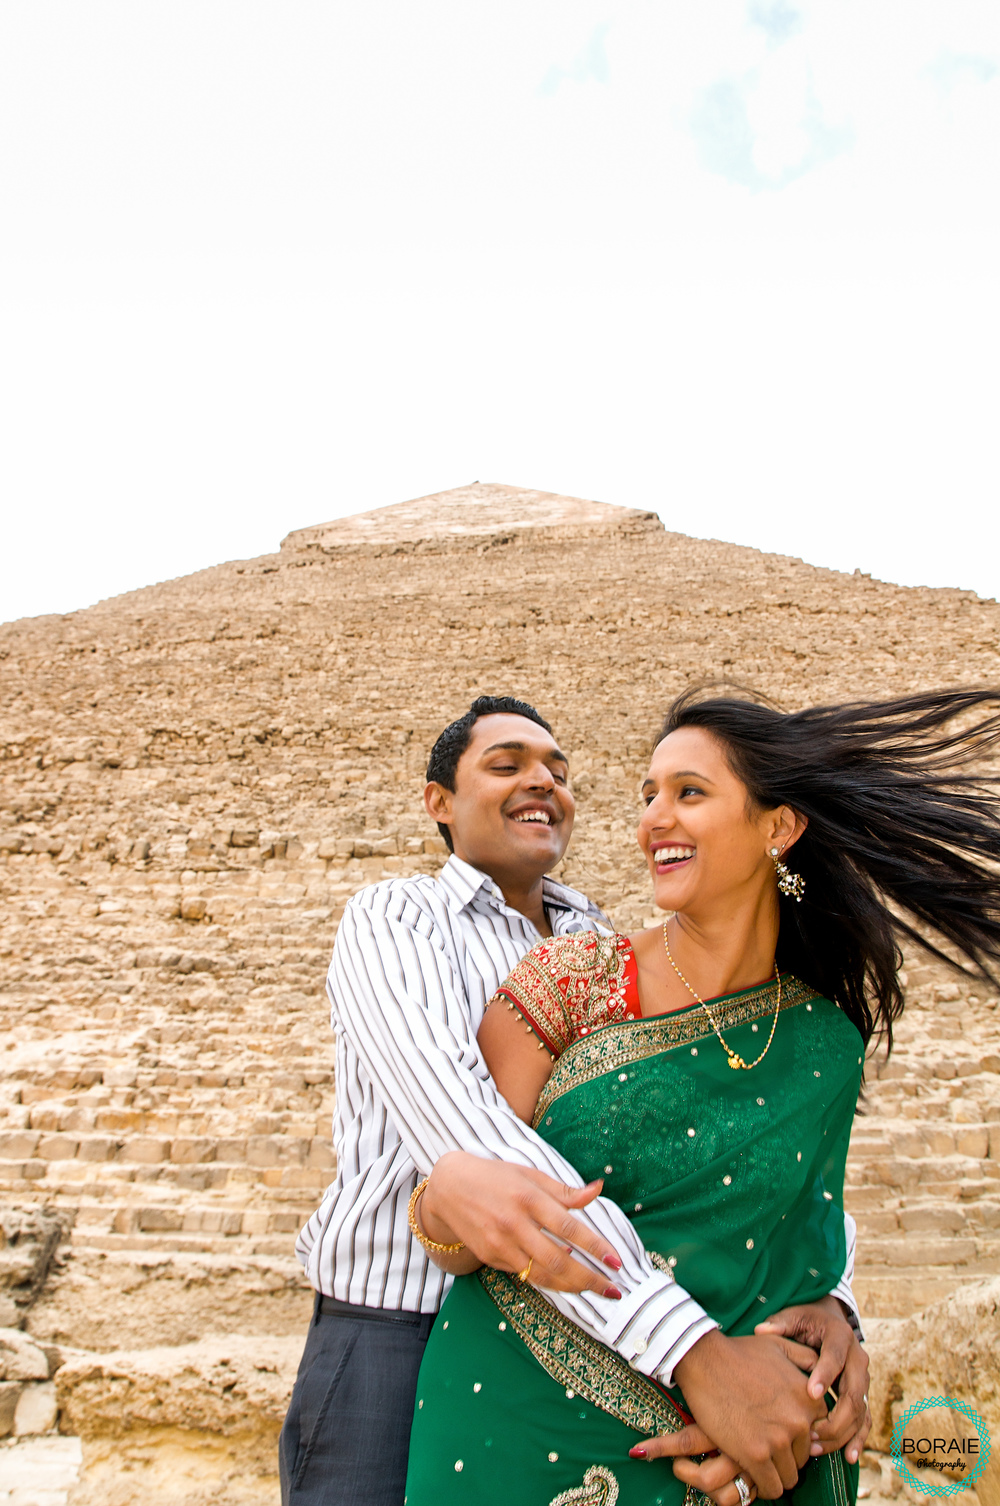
478 1267 689 1438
532 974 821 1127
480 1270 712 1506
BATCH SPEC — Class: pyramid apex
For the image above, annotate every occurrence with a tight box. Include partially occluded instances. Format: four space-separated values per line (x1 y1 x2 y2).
280 481 662 556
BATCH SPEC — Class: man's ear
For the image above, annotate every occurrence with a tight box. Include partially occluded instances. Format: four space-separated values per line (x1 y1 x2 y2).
423 781 454 830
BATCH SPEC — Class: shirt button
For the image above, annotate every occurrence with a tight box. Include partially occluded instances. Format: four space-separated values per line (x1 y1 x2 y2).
633 1338 648 1355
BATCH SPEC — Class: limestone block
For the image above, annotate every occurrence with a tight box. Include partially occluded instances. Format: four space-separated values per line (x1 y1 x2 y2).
0 1379 21 1436
169 1138 217 1164
899 1205 967 1233
246 1136 306 1168
306 1138 335 1169
0 1131 41 1159
12 1377 58 1434
103 1068 138 1089
77 1136 119 1162
866 1277 1000 1506
214 1138 247 1162
55 1333 301 1437
956 1127 990 1158
0 1328 50 1380
37 1134 80 1160
25 1251 313 1349
136 1208 184 1233
180 897 208 921
121 1137 171 1164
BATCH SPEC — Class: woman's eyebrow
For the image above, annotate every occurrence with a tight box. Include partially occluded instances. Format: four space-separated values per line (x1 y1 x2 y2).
642 769 714 791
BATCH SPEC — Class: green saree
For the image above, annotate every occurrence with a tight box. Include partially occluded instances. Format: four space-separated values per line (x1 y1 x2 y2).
405 934 864 1506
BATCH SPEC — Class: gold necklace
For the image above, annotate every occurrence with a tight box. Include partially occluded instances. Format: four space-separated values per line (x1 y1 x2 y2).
662 923 781 1071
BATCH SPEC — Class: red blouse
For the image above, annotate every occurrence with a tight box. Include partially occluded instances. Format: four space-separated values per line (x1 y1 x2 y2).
492 932 643 1059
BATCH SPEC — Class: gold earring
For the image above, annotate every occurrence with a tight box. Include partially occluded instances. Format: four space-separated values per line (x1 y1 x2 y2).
770 846 805 902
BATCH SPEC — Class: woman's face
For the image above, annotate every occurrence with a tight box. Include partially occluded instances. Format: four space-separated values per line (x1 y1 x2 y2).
638 725 799 916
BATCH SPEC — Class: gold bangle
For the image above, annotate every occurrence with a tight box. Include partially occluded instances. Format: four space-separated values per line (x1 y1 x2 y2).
407 1177 466 1255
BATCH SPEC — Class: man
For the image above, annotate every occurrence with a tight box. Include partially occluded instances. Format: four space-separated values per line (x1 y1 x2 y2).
282 696 868 1505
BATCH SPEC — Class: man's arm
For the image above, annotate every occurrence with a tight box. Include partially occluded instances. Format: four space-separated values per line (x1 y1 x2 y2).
330 893 717 1382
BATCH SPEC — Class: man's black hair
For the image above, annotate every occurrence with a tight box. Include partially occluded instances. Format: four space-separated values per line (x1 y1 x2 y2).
426 695 553 852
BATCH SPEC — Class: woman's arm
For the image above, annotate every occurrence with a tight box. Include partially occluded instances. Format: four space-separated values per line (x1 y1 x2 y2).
476 994 555 1123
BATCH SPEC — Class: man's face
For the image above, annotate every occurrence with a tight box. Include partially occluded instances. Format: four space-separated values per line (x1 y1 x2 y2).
424 713 575 882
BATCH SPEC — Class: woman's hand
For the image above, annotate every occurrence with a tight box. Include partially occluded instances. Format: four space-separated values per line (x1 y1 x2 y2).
420 1153 625 1296
629 1424 755 1506
755 1298 871 1464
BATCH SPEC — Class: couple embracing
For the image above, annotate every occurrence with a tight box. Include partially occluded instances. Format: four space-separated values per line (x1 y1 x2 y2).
282 687 1000 1506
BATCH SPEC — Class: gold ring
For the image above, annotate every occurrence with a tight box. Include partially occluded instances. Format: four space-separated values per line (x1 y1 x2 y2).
517 1258 533 1283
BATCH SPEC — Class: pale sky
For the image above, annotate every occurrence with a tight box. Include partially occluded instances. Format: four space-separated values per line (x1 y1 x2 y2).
2 2 998 623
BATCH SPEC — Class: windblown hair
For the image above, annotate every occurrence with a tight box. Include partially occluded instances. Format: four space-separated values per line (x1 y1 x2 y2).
659 687 1000 1049
426 695 553 852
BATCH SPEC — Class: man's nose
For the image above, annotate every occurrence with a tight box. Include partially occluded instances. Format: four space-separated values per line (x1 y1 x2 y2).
525 763 555 790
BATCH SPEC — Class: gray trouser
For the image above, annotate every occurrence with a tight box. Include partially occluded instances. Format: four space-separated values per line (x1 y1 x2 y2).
279 1294 436 1506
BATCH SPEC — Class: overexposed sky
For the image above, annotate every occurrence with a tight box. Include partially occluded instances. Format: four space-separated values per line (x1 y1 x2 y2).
2 1 998 623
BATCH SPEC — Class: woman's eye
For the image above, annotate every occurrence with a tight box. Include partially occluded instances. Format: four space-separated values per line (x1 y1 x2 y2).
680 785 703 798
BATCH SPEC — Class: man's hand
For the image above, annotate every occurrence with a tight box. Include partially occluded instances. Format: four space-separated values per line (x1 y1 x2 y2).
756 1298 871 1464
421 1152 624 1298
673 1329 826 1499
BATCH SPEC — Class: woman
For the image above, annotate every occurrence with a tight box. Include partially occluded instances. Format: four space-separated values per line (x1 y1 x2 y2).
404 688 1000 1506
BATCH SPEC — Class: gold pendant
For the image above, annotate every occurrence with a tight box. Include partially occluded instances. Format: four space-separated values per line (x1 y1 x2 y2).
728 1054 743 1069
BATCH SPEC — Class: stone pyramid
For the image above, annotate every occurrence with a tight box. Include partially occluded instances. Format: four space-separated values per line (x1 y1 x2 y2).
1 484 998 1499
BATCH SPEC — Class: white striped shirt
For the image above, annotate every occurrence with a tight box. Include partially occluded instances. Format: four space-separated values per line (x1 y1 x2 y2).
296 855 859 1384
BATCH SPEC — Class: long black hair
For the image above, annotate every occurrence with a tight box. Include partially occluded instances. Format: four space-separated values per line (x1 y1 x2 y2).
658 687 1000 1049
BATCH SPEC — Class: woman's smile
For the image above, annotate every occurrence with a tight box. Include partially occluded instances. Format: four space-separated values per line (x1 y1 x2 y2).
650 842 695 871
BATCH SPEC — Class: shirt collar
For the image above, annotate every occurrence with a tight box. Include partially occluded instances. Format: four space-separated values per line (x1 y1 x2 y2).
438 853 595 922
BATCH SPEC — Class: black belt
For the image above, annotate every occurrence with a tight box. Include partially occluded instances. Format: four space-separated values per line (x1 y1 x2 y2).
317 1294 431 1326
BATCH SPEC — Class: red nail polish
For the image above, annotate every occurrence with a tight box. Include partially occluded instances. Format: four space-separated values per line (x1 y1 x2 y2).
629 1447 648 1459
603 1284 623 1300
603 1253 623 1271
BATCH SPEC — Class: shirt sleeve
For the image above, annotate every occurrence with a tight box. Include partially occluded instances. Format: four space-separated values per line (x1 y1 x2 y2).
329 890 717 1382
832 1211 863 1338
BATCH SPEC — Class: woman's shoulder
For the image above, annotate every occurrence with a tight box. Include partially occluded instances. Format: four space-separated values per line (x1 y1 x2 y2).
493 932 634 1056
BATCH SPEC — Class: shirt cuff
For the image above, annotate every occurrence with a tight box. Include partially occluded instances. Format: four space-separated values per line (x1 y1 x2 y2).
830 1277 864 1342
599 1270 720 1388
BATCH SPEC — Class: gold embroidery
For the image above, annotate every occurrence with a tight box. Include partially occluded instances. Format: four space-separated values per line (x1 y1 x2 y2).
533 975 820 1126
548 1466 619 1506
492 934 634 1056
479 1268 687 1438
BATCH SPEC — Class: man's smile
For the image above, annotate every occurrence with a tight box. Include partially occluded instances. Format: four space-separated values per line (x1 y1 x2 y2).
507 803 558 827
